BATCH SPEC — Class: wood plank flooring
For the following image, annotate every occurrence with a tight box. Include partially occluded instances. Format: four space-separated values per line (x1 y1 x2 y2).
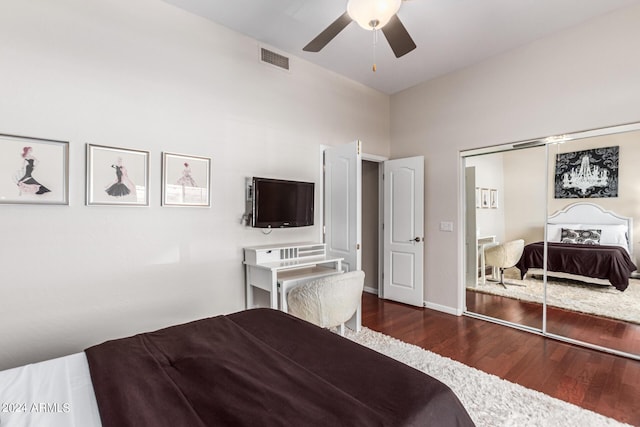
361 292 640 426
466 290 640 356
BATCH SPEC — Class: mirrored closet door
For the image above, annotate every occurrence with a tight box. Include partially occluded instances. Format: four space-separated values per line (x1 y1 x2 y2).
544 126 640 357
463 122 640 360
463 144 547 332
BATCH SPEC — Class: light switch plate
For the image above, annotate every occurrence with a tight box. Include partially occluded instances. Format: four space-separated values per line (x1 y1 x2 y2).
440 221 454 232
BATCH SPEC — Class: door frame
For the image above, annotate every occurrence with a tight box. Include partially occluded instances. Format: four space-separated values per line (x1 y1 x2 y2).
361 152 387 298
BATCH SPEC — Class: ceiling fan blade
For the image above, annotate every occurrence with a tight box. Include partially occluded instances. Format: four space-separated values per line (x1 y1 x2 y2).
381 14 416 58
303 12 352 52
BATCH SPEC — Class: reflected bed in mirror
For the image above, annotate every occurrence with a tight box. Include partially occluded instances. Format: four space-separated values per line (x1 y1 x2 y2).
519 202 637 291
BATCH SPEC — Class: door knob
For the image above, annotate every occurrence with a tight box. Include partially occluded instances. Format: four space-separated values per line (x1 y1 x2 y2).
412 237 423 242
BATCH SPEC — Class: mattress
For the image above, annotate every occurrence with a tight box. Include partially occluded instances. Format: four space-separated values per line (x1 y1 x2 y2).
0 352 101 427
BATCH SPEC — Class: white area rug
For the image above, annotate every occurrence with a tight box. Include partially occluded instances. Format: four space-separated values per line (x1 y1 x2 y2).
470 273 640 324
346 327 630 427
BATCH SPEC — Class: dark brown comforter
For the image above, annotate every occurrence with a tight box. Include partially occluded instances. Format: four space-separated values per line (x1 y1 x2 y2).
515 241 637 291
85 308 475 427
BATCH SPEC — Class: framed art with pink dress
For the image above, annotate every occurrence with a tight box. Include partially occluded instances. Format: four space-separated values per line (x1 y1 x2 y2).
86 144 149 206
0 133 69 205
161 152 211 207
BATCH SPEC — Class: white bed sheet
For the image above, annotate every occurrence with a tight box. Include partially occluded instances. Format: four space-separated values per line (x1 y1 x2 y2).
0 352 101 427
525 268 612 286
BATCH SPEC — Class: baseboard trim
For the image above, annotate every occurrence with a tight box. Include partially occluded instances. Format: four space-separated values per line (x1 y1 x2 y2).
363 286 378 295
362 288 462 316
424 301 463 316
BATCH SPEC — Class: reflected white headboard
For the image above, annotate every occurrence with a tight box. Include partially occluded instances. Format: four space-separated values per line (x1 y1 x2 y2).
547 202 633 256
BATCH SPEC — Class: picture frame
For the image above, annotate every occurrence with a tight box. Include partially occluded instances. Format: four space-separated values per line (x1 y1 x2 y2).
161 152 211 207
554 146 618 199
0 133 69 205
475 187 481 209
490 189 498 209
480 188 490 209
86 144 149 206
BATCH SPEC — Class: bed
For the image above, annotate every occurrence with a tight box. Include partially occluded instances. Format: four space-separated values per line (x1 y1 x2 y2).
515 202 637 291
0 308 475 427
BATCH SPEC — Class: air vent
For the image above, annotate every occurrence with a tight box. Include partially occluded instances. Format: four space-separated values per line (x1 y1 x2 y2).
261 48 289 71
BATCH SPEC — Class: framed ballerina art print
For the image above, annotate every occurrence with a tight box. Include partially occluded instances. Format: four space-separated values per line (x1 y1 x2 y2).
161 152 211 207
0 133 69 205
86 144 149 206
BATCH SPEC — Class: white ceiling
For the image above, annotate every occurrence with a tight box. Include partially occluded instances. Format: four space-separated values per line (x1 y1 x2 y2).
161 0 640 94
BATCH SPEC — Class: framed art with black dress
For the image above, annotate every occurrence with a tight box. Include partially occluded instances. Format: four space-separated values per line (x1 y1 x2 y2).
86 144 149 206
0 133 69 205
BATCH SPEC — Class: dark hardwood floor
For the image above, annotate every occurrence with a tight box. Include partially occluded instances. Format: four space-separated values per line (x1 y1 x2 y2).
466 290 640 356
361 292 640 426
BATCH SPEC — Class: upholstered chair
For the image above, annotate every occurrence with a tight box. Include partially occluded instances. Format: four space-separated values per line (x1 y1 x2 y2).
484 239 525 288
287 270 365 336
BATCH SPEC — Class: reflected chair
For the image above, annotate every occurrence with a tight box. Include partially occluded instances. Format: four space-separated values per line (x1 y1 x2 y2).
287 270 365 336
484 239 525 289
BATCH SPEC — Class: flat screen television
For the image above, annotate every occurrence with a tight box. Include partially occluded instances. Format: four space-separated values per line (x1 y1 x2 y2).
251 177 314 228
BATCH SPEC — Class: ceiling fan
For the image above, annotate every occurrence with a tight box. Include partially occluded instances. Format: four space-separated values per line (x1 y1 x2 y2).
303 0 416 59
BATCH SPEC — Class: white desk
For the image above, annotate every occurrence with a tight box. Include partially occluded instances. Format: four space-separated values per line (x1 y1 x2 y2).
244 242 344 312
477 235 497 284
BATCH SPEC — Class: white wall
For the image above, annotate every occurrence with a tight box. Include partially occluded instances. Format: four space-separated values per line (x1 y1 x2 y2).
0 0 390 370
502 146 548 245
390 4 640 311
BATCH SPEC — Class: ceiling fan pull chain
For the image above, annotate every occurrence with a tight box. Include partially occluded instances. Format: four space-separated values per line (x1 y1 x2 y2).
372 28 378 72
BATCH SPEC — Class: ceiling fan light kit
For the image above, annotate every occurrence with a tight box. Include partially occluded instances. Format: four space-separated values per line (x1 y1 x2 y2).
347 0 402 30
303 0 416 61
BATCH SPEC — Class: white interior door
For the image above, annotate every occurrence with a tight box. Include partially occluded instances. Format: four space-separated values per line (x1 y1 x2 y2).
382 156 424 307
324 141 362 272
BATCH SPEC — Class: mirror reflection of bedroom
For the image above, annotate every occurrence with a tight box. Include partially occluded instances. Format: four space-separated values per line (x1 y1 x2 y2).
463 123 640 359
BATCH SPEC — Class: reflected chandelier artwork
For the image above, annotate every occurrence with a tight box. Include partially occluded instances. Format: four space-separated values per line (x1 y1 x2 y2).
554 146 619 198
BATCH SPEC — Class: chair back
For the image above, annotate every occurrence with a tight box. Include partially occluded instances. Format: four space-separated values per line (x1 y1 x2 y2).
287 270 365 329
484 239 525 268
